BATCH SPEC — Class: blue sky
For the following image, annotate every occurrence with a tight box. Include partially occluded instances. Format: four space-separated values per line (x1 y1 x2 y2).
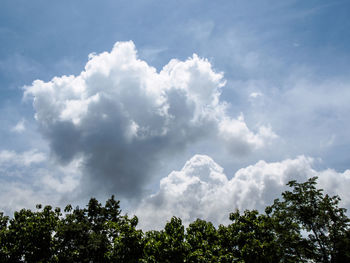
1 0 350 229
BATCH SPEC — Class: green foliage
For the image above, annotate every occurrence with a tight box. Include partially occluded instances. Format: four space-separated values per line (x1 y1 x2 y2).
142 217 188 263
55 195 122 262
0 206 60 263
266 177 350 263
186 219 220 262
0 177 349 262
218 210 280 263
108 215 144 262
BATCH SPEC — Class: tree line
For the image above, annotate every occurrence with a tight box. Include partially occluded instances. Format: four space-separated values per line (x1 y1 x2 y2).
1 177 350 262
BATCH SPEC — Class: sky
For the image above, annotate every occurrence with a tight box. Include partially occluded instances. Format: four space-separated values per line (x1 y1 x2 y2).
1 0 350 230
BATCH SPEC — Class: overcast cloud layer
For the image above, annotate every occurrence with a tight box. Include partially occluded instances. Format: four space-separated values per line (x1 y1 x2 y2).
24 41 275 198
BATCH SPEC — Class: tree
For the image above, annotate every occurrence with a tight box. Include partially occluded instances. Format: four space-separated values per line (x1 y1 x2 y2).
185 219 221 262
218 209 281 263
266 177 350 263
0 178 349 262
55 196 122 262
0 212 10 261
142 217 188 263
107 215 144 262
0 205 60 263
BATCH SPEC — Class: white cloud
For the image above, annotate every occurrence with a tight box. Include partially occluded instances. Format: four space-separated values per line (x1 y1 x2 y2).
135 154 350 230
24 41 276 198
249 91 262 99
11 119 26 133
0 149 46 167
0 149 82 215
219 114 277 154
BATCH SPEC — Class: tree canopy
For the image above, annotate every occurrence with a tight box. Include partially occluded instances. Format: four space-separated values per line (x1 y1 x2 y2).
0 177 349 262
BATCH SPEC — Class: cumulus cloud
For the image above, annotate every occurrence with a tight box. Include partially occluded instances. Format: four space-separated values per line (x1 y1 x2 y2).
24 41 276 198
219 114 276 155
135 154 350 230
